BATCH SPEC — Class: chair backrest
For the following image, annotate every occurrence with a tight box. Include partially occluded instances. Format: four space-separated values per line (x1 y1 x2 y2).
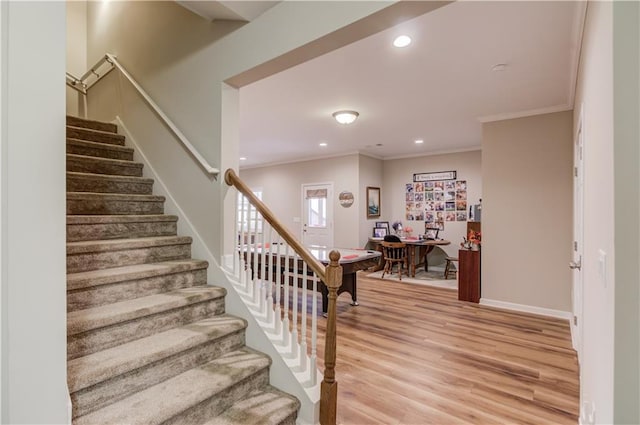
384 234 402 243
381 241 407 260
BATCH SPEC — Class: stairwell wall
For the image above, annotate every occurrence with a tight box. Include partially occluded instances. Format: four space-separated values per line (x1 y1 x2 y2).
1 2 68 423
82 0 398 263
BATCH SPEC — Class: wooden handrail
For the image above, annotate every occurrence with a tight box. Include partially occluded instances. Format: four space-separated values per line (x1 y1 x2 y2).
225 168 326 280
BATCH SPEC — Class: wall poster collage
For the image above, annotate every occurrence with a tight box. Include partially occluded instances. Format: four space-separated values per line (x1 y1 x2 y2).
405 171 468 231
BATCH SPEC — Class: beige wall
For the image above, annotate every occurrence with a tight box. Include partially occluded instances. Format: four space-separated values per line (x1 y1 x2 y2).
239 155 360 249
66 0 87 116
482 111 573 313
358 154 384 245
382 150 482 261
82 1 421 262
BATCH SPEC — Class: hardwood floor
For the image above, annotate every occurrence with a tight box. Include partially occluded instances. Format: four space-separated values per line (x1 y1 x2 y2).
307 273 579 424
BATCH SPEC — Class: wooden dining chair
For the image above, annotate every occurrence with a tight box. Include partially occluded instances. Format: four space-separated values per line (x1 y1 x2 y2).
381 241 409 281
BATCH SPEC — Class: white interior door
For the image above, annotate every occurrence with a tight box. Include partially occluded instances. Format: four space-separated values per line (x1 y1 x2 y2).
571 108 585 359
302 183 333 248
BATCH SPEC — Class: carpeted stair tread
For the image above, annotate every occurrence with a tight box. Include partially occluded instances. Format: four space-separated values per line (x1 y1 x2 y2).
68 314 247 393
67 259 207 291
67 192 165 215
67 192 165 202
67 138 134 161
67 126 125 146
67 214 179 242
66 236 192 273
67 153 143 177
73 348 271 425
67 116 118 133
67 286 227 336
67 235 191 255
67 172 154 194
202 387 300 425
67 214 177 225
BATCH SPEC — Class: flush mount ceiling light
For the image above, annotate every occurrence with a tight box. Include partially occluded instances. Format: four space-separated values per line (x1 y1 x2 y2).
332 110 359 125
319 142 328 147
393 35 412 48
414 139 424 144
239 157 247 161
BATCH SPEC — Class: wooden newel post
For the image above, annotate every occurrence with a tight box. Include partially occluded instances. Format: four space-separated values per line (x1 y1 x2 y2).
320 250 342 425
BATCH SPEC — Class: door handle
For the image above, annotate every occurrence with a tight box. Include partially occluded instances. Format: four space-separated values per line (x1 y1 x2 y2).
569 259 582 270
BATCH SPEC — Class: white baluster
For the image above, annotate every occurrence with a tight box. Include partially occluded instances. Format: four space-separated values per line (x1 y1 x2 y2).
310 272 318 386
290 250 299 358
299 262 308 372
254 213 264 305
266 226 274 324
238 193 246 282
250 206 258 298
282 243 291 347
233 191 240 277
274 234 282 335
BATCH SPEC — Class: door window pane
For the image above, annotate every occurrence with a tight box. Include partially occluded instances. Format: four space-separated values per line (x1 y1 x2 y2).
308 197 326 227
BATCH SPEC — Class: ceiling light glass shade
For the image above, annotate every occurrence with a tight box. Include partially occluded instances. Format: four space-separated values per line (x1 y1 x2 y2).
332 110 359 125
393 35 412 48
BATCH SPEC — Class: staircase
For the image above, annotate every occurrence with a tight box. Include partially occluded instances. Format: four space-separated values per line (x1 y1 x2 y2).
66 116 300 424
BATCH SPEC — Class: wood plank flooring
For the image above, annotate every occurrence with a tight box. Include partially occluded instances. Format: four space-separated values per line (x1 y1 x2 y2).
307 273 579 424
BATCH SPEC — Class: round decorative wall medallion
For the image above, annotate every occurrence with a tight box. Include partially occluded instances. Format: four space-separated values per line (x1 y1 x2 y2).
338 191 354 208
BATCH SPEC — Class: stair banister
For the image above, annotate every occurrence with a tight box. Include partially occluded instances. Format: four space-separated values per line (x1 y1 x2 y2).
67 53 219 176
224 169 326 279
224 168 342 425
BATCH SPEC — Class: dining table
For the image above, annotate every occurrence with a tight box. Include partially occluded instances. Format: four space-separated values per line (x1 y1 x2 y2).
367 236 451 277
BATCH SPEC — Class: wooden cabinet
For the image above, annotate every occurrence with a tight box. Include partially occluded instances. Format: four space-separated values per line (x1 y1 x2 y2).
458 249 480 303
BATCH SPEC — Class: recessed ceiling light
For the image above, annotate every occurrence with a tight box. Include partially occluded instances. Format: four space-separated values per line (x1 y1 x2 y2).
319 142 328 147
414 139 424 144
492 63 508 72
393 35 412 48
239 157 247 161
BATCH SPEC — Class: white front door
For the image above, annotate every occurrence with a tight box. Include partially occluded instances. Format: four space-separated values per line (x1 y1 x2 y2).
302 183 333 248
571 107 585 359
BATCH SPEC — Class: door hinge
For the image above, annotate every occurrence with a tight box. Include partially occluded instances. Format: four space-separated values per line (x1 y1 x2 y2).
574 167 578 177
574 315 578 326
574 241 578 251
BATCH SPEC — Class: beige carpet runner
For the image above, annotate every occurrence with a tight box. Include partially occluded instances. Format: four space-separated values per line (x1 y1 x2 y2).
66 115 299 424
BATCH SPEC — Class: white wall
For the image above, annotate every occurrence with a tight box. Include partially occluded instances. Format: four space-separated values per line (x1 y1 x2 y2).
573 3 615 422
482 112 573 315
1 2 68 423
382 150 482 262
612 2 639 423
66 0 87 117
358 154 383 246
239 155 361 249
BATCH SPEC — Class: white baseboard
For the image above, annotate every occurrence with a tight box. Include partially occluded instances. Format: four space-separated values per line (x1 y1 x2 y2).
479 298 572 320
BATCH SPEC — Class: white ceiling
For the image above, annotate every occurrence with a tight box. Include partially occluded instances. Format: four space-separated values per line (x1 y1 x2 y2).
238 1 585 169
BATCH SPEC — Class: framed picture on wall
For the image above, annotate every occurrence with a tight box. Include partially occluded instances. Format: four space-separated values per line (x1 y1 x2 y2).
367 186 381 218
